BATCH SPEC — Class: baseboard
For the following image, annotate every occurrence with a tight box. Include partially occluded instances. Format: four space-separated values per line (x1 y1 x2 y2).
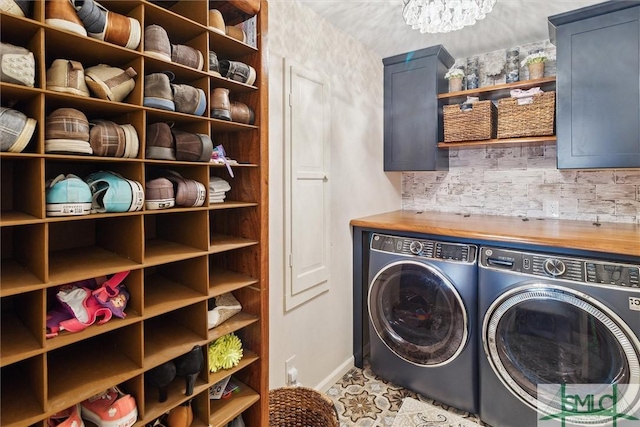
314 355 355 392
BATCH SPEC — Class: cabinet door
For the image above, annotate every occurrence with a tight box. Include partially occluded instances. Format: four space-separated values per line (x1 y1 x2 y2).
384 57 447 171
556 6 640 169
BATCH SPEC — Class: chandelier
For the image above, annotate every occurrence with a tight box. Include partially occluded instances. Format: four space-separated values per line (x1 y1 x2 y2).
403 0 497 34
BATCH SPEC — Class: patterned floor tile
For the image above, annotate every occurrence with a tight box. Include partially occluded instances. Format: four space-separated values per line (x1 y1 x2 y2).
326 362 485 427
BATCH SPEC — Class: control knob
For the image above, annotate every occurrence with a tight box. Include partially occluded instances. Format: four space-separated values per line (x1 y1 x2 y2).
543 258 566 277
409 241 423 255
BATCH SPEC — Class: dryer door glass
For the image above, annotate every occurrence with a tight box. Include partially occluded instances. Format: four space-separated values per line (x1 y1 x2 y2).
484 286 640 416
369 261 468 366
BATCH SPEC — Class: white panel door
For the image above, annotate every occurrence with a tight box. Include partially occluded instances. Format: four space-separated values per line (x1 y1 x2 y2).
284 59 331 311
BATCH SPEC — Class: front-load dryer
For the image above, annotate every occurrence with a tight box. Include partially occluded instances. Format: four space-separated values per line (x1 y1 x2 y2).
478 246 640 427
367 232 479 413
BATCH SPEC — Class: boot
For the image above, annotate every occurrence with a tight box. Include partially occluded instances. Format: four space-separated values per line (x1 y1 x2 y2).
210 88 231 121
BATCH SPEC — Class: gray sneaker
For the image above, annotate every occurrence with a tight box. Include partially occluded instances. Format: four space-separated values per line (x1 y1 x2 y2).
145 177 175 210
219 60 255 86
0 106 36 153
144 72 175 111
144 24 171 62
171 83 206 116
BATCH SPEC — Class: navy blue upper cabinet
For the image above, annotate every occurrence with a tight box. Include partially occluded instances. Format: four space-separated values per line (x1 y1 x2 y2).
549 1 640 169
383 46 453 171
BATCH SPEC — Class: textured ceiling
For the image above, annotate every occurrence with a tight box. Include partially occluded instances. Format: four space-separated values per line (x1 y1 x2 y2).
299 0 604 59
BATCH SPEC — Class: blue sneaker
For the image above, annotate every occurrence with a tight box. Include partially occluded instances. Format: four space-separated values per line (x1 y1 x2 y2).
46 174 92 217
84 171 144 213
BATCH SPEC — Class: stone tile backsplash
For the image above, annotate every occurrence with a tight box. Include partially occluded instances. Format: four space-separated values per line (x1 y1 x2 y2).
402 42 639 224
402 143 640 224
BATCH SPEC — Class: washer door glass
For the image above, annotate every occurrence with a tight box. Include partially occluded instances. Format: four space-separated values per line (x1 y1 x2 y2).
369 261 468 366
484 286 640 418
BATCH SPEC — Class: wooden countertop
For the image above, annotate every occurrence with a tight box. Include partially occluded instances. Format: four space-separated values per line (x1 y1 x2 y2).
351 210 640 258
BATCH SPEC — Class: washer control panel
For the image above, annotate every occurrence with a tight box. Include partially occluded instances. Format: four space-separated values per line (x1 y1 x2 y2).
480 247 639 288
370 233 477 263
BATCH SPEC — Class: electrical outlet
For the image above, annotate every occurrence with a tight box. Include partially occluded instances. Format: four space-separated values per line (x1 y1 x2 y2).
545 200 560 218
285 355 296 385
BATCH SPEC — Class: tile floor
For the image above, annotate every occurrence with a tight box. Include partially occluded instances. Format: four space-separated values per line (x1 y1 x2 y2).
326 362 485 427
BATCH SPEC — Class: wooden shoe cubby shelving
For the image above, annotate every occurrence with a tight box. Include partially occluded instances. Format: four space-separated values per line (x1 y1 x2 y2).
0 1 269 426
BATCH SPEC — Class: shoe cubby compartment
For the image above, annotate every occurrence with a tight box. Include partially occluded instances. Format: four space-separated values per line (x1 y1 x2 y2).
213 293 261 357
143 211 208 264
44 26 139 69
205 353 260 425
46 157 144 183
210 206 259 241
0 355 46 427
209 378 259 427
141 346 209 425
209 226 258 254
153 0 207 26
147 111 210 140
211 130 260 165
1 291 45 366
144 3 206 44
208 30 257 61
46 325 143 412
145 109 211 138
48 216 144 284
206 348 259 391
211 72 258 94
143 31 208 77
45 56 144 110
0 224 46 294
207 306 258 343
209 254 258 297
1 158 45 223
143 303 207 367
44 268 144 352
1 15 44 85
144 256 208 318
1 92 43 154
209 166 260 203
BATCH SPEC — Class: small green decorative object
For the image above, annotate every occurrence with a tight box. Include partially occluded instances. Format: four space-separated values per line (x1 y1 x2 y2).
208 333 243 373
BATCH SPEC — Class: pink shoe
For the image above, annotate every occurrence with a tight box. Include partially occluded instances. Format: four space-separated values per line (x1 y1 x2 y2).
80 386 138 427
47 403 85 427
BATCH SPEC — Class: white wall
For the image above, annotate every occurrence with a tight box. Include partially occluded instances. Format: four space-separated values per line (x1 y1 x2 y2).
268 0 402 389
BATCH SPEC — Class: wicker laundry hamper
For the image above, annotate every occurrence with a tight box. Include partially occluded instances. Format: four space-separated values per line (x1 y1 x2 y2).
269 387 340 427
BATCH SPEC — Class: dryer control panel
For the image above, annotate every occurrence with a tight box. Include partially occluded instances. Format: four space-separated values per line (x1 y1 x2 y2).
370 233 477 263
480 247 640 288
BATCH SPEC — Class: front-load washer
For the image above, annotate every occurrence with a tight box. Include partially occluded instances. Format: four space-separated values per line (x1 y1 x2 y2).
478 246 640 427
367 232 479 413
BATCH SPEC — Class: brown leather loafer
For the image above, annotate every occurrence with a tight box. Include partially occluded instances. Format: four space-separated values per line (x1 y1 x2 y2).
46 0 87 36
230 101 254 125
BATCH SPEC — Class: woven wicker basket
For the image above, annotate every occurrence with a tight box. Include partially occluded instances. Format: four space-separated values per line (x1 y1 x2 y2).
443 100 497 142
497 91 555 139
269 387 340 427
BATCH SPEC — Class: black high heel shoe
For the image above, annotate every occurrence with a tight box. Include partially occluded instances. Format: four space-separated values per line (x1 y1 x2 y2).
173 345 204 396
146 360 176 402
